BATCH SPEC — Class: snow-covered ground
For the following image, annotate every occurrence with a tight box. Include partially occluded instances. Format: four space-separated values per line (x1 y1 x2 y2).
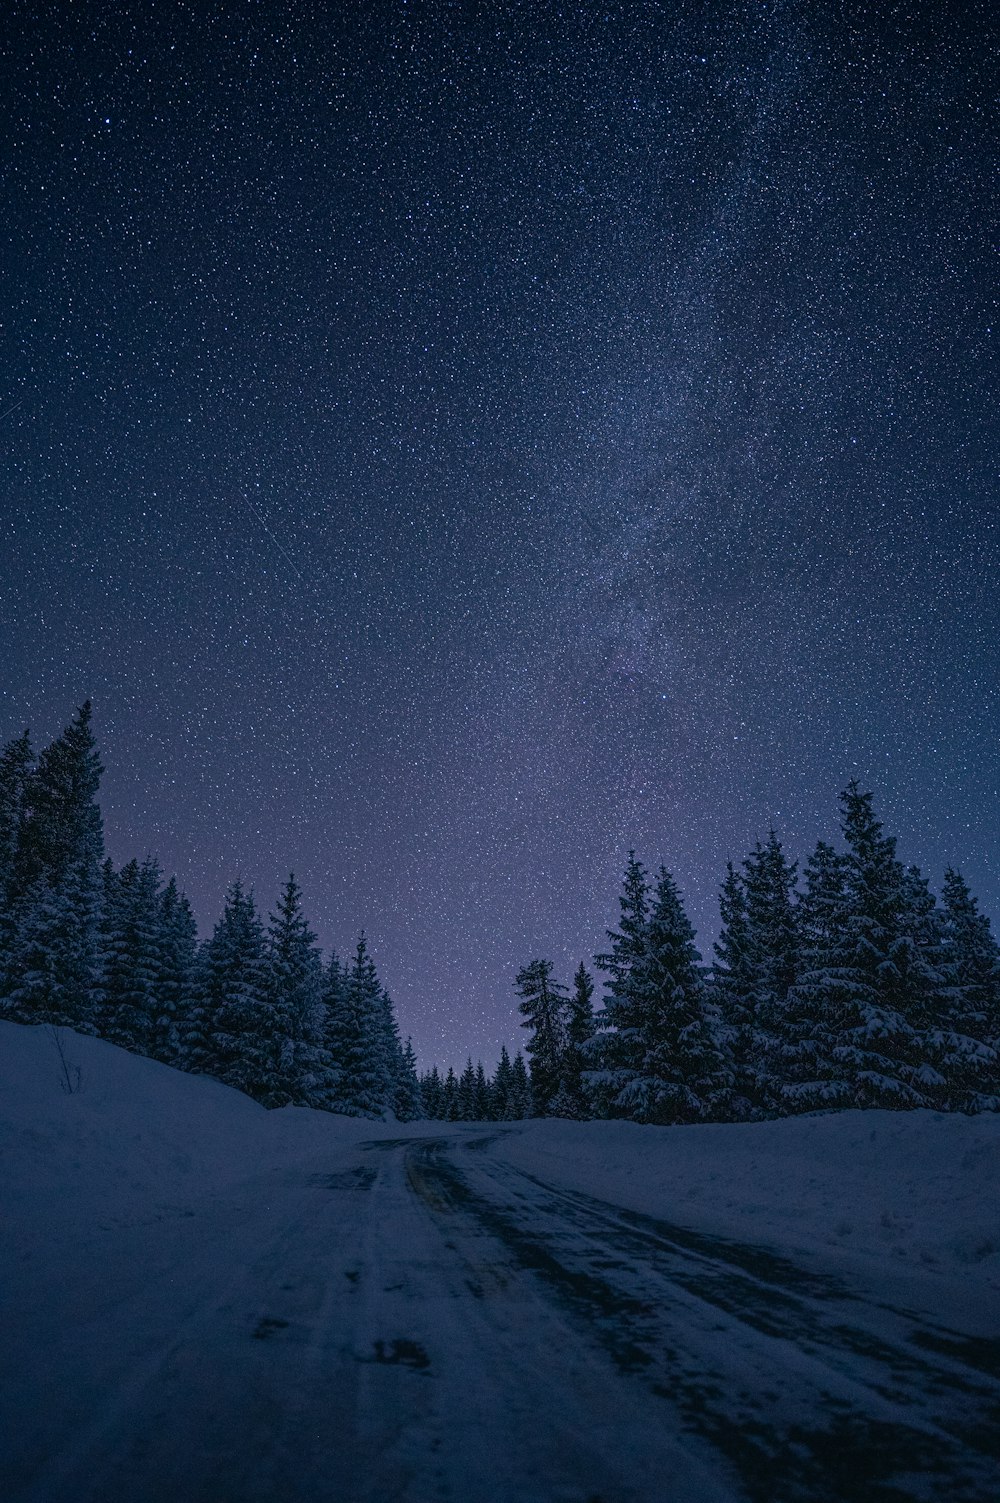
3 1020 999 1502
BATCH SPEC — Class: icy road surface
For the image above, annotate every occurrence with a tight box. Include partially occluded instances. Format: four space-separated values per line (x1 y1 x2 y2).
7 1131 999 1503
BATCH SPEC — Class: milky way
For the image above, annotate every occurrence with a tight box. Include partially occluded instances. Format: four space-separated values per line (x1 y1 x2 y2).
2 0 996 1066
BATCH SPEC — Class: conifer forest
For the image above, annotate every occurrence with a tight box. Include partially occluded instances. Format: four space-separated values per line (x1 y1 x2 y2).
4 703 997 1126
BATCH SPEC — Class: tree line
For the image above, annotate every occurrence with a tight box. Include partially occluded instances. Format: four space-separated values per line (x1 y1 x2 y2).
2 703 998 1127
510 785 999 1124
0 704 421 1119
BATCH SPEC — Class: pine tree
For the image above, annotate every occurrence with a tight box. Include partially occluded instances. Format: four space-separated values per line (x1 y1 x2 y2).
508 1052 533 1118
712 861 756 1118
153 877 198 1064
514 959 568 1115
587 852 651 1115
329 936 396 1118
603 866 728 1124
561 962 595 1116
442 1065 460 1121
458 1058 478 1120
474 1059 491 1120
94 857 164 1055
183 881 271 1094
491 1044 514 1119
741 832 800 1115
936 869 1000 1110
0 729 32 907
395 1038 424 1121
263 874 327 1108
420 1064 444 1119
781 786 931 1112
3 705 104 1030
773 841 850 1111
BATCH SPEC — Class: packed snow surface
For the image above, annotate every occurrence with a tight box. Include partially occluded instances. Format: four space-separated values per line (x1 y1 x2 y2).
2 1021 999 1503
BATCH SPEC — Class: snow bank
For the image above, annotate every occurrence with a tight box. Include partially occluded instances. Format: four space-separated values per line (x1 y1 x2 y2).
495 1110 1000 1321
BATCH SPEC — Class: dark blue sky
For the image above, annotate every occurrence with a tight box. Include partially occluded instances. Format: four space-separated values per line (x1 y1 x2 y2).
2 0 996 1067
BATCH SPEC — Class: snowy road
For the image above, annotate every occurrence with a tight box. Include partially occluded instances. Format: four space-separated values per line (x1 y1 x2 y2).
9 1131 1000 1503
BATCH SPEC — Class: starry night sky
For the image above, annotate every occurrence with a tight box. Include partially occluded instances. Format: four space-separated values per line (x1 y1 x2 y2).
2 0 997 1067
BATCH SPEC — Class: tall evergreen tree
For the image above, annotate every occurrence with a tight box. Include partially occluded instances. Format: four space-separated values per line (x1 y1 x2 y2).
491 1044 514 1119
329 936 396 1118
153 876 198 1064
587 852 651 1115
741 832 800 1114
514 959 568 1115
395 1038 424 1121
183 881 271 1094
0 729 33 905
3 705 104 1030
601 866 728 1124
712 861 756 1118
95 857 164 1054
561 962 595 1116
772 841 850 1110
936 869 1000 1110
263 874 327 1108
508 1051 533 1118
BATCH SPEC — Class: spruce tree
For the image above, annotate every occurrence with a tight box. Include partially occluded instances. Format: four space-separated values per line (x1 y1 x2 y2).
741 832 800 1114
184 881 271 1094
442 1065 460 1121
587 852 651 1114
95 857 164 1055
562 962 595 1116
605 866 728 1124
3 704 104 1030
421 1064 444 1118
491 1044 514 1119
263 874 327 1108
514 959 568 1115
395 1038 424 1121
0 729 32 907
330 936 396 1118
458 1058 478 1120
712 861 756 1118
508 1052 533 1118
936 869 1000 1110
773 841 850 1111
153 877 198 1064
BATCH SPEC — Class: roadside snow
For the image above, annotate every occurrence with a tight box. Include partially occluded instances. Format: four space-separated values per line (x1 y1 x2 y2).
493 1110 1000 1325
3 1018 998 1333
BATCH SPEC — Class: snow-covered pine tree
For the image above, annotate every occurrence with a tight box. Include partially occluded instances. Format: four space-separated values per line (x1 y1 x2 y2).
182 881 271 1093
0 728 32 908
936 868 1000 1111
605 866 728 1125
458 1059 478 1120
508 1051 533 1118
586 851 651 1116
152 876 197 1064
94 857 164 1055
711 861 755 1118
3 705 104 1030
491 1044 514 1119
263 874 327 1108
442 1065 460 1121
514 959 568 1115
330 936 396 1118
420 1064 444 1118
395 1038 424 1121
773 841 850 1111
472 1060 489 1119
781 786 931 1112
561 961 595 1117
741 832 800 1114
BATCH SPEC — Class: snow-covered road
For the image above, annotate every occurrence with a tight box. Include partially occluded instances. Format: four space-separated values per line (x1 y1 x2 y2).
8 1129 999 1503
